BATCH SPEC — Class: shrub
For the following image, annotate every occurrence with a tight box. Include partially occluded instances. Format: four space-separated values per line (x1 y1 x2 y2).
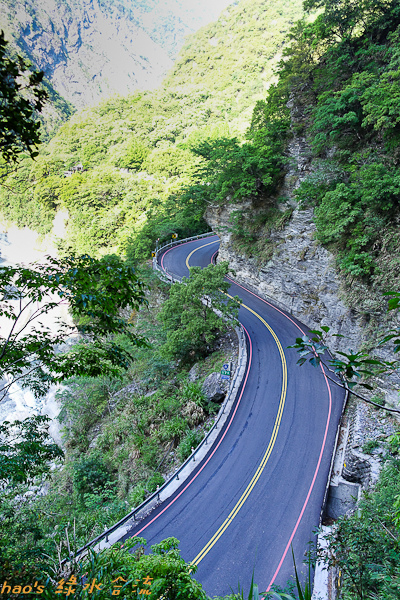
128 483 147 508
181 401 205 426
158 416 188 444
181 381 207 407
371 394 385 409
177 430 204 462
58 377 111 449
362 439 380 454
388 432 400 455
73 455 112 499
140 438 160 469
146 472 165 493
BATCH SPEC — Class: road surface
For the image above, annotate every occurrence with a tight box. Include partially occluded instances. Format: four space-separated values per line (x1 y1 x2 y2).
123 236 344 597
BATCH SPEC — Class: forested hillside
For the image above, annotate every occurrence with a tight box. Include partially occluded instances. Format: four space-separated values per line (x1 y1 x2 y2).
0 0 304 262
278 0 400 298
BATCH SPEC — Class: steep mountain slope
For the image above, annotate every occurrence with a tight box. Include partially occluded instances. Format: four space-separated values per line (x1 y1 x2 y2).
163 0 303 132
0 0 235 108
0 0 304 258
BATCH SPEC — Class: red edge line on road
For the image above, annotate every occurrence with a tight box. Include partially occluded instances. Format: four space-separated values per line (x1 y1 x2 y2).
133 323 252 537
157 241 333 590
225 276 333 592
266 364 332 591
160 236 219 273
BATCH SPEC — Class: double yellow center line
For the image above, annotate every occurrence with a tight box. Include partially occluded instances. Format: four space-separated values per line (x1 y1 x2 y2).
186 241 288 567
185 239 219 270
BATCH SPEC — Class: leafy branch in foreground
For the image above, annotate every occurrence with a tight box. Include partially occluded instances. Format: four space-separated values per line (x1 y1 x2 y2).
0 253 148 402
289 292 400 414
0 415 63 485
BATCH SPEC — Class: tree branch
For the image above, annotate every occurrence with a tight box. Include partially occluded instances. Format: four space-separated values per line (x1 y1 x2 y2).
0 365 45 402
321 370 400 414
0 297 36 360
0 297 69 362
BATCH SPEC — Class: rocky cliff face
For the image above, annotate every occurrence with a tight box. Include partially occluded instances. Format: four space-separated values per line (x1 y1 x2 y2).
1 0 172 107
205 131 400 412
0 0 234 109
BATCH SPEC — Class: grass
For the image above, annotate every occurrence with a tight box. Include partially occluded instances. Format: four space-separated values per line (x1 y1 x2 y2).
362 439 380 454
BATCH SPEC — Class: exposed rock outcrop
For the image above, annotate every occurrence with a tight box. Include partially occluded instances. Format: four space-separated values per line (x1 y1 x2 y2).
201 372 226 403
0 0 172 107
0 0 234 108
188 363 201 382
205 128 400 414
206 202 362 351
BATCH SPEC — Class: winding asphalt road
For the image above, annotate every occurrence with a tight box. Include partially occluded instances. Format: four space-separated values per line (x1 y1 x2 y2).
123 236 345 597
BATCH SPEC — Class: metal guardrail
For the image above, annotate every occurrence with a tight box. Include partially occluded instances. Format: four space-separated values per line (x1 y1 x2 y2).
67 231 247 562
153 261 182 284
156 231 216 256
152 231 217 282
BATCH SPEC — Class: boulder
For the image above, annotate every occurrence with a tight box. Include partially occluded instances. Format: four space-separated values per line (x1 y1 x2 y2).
201 372 226 403
188 363 200 382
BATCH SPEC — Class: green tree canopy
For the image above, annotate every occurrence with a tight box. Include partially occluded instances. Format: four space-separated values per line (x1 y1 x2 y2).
0 415 63 486
191 137 282 204
159 262 240 360
0 31 47 169
0 254 148 401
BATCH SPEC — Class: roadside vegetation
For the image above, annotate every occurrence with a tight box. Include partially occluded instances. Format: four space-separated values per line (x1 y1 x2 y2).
321 454 400 599
272 0 400 300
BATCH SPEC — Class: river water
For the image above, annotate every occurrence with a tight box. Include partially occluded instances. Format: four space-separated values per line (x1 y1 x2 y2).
0 212 70 445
